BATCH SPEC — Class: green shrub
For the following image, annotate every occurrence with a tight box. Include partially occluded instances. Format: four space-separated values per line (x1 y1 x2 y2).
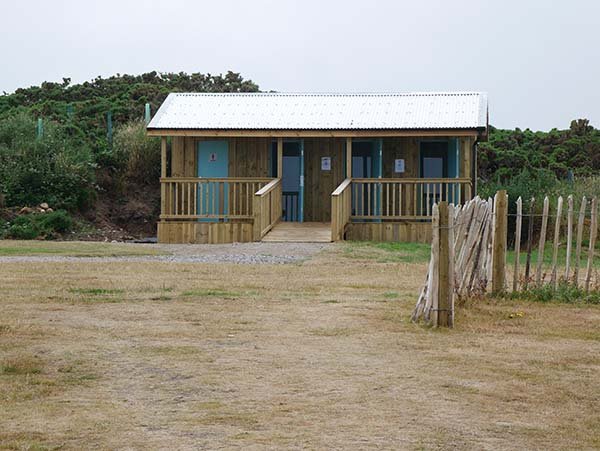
0 113 95 211
6 222 39 240
478 167 559 205
36 209 73 233
5 210 73 239
111 119 160 184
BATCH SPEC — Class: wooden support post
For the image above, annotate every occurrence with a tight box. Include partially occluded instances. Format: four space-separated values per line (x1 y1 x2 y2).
585 197 598 292
535 196 550 287
492 190 508 294
160 137 167 217
447 204 455 328
436 202 452 327
346 137 352 179
565 195 573 280
161 137 167 178
513 196 522 292
277 138 283 178
574 196 587 287
430 204 440 325
524 197 535 289
550 196 563 288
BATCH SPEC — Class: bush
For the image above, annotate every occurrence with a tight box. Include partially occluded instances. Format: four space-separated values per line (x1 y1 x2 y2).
111 119 161 184
5 210 73 239
0 113 95 211
478 167 559 206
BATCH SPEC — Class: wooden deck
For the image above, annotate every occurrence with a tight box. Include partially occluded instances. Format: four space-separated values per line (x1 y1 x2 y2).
261 222 332 243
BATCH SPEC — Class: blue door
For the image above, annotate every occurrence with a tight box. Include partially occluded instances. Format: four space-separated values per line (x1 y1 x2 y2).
197 141 228 219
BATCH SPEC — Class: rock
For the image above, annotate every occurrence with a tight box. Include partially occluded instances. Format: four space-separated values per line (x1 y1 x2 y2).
46 208 53 213
19 207 34 214
40 203 49 210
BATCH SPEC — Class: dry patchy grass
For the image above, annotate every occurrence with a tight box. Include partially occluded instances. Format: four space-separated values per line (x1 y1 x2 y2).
0 242 599 449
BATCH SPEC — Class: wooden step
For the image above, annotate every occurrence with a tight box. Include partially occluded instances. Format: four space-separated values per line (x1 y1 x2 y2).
261 222 332 243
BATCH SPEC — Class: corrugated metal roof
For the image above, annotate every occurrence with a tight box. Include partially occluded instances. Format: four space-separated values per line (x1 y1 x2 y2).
147 92 488 130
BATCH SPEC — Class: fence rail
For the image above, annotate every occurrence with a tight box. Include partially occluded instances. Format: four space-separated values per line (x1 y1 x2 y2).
350 178 472 220
331 179 352 241
253 179 282 240
160 177 272 219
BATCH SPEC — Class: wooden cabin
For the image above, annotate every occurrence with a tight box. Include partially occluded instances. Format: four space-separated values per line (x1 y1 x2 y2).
147 92 488 244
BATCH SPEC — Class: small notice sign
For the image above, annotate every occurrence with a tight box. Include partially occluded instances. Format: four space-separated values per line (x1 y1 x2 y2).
209 152 217 162
321 156 331 171
395 159 405 173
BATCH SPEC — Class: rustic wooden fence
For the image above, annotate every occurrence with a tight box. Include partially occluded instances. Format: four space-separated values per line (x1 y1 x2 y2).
412 190 599 327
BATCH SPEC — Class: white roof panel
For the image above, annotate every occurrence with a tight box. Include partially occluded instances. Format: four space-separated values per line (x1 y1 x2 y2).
148 92 488 130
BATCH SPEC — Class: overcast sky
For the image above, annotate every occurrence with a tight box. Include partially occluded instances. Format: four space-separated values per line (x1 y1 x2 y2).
2 0 599 130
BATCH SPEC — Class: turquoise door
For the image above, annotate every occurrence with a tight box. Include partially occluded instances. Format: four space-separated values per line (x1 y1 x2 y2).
197 141 228 219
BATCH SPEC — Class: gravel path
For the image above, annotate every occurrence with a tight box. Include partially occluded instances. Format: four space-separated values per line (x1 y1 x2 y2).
0 242 333 265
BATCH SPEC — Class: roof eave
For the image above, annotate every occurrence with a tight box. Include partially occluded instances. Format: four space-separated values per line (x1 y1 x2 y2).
146 127 485 138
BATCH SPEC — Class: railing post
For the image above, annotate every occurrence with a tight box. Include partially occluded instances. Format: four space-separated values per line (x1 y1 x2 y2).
492 190 508 294
253 193 261 241
331 195 339 241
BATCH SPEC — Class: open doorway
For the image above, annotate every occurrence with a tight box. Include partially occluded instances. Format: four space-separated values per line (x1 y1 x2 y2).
280 141 302 222
351 140 381 219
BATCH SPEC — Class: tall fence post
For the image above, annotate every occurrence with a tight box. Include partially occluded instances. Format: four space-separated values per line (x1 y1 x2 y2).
36 117 44 139
145 103 151 124
436 201 453 328
492 190 508 294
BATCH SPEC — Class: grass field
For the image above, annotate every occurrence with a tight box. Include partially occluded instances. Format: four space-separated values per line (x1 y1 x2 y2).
1 241 599 449
0 240 164 257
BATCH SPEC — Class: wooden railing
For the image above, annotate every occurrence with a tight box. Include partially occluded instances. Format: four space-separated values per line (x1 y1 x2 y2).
351 178 473 220
282 191 300 221
253 179 282 240
160 177 272 219
331 179 352 241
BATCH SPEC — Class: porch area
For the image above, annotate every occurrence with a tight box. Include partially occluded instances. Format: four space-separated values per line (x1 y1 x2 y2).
157 174 473 244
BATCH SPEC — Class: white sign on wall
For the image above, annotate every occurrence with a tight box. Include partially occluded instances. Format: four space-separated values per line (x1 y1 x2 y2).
209 152 217 162
321 156 331 171
394 158 405 173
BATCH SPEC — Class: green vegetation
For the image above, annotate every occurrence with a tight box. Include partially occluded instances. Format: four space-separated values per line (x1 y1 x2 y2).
0 71 259 237
479 119 600 183
0 113 94 211
4 210 73 239
506 283 600 305
343 241 431 263
507 242 600 269
181 289 245 299
0 240 164 257
68 288 124 296
1 356 43 375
